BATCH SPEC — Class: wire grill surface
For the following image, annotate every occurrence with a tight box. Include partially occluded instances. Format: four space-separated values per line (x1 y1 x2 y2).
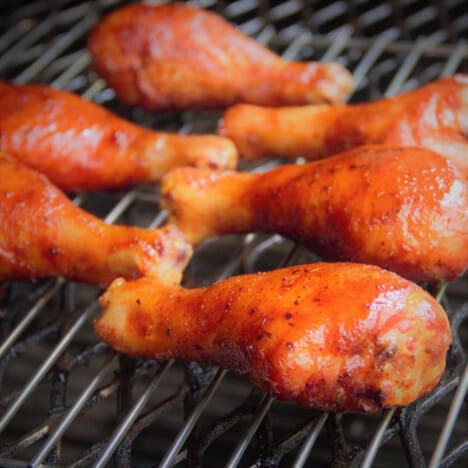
0 1 466 467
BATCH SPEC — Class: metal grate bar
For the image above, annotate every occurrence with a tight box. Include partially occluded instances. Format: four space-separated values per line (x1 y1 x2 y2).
50 51 91 89
384 37 445 96
0 14 58 71
440 41 468 77
269 0 302 21
30 352 118 467
81 78 107 100
320 28 351 62
5 0 76 23
101 188 138 225
359 3 393 28
351 30 399 89
281 31 313 61
361 408 396 468
0 279 64 360
0 23 31 56
226 394 274 468
312 1 348 28
147 210 169 230
429 364 468 468
14 14 97 84
252 24 276 46
159 368 227 468
384 39 428 96
224 0 260 18
292 412 328 468
95 359 175 468
0 299 99 434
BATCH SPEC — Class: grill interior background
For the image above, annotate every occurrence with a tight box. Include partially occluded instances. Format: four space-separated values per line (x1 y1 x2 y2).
0 0 467 467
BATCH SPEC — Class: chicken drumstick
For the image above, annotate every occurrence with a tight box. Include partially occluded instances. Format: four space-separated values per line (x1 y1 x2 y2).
0 154 191 286
220 75 468 173
96 262 451 413
0 81 237 192
88 2 353 111
162 145 468 283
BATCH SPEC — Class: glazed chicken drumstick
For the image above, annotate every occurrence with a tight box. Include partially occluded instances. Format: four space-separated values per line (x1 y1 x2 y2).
0 154 191 286
220 75 468 173
96 263 451 413
162 145 468 284
0 81 237 192
88 2 353 111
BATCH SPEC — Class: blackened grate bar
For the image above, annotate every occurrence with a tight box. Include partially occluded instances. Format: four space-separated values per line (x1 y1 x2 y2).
0 1 466 467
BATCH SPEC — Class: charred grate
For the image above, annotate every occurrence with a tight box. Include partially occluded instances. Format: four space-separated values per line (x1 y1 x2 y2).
0 0 466 467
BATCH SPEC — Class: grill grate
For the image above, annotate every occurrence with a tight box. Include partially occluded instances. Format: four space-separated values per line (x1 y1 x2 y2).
0 1 467 467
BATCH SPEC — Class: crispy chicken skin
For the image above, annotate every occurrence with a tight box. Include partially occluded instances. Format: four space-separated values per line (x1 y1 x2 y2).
0 154 191 286
96 263 451 412
162 145 468 283
0 81 237 192
220 75 468 173
88 2 353 111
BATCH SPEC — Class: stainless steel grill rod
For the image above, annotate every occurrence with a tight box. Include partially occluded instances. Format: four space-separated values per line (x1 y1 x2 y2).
292 412 328 468
360 408 395 468
351 32 397 90
429 364 468 468
0 23 27 55
159 368 227 468
30 352 118 467
225 394 274 468
0 279 63 360
14 14 97 84
95 359 175 468
281 31 314 61
51 51 91 88
440 42 468 77
384 39 432 97
81 78 107 100
0 299 99 434
0 14 57 71
320 28 351 63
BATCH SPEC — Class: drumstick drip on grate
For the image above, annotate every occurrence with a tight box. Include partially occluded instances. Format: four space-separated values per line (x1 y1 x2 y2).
88 2 354 111
161 145 468 283
0 153 192 286
0 81 237 192
96 262 451 413
220 75 468 174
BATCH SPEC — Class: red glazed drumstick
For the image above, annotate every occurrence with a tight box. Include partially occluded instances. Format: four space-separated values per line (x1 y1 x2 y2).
161 145 468 283
88 2 353 111
220 75 468 174
0 154 191 286
96 262 451 413
0 81 237 192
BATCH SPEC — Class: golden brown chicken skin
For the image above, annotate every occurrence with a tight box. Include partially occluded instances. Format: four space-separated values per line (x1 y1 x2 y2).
162 145 468 284
96 263 451 413
88 2 353 111
0 154 191 286
220 75 468 173
0 81 237 192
